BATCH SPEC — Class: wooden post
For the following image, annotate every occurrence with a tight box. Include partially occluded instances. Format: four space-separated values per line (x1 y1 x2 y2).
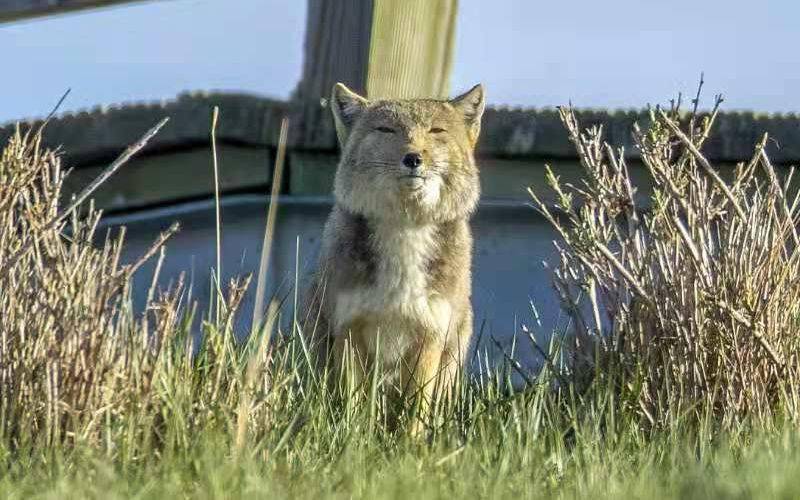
294 0 459 147
295 0 375 101
367 0 458 100
294 0 374 147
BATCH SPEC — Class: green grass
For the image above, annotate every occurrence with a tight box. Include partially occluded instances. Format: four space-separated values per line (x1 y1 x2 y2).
2 368 800 500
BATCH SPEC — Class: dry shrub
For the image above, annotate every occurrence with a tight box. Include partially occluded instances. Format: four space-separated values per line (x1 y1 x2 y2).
532 99 800 428
0 127 271 453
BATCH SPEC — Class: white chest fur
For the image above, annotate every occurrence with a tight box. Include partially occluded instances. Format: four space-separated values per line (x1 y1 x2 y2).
333 221 454 360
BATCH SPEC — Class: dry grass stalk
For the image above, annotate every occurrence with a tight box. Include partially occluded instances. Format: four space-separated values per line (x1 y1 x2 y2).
532 98 800 428
252 117 290 332
0 127 274 452
211 106 224 322
0 118 168 277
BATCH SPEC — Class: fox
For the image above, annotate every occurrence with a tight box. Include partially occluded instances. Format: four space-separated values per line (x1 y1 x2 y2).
304 82 485 433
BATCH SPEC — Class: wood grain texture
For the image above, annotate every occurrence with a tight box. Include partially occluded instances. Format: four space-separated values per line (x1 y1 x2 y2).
366 0 457 99
294 0 375 148
3 94 799 166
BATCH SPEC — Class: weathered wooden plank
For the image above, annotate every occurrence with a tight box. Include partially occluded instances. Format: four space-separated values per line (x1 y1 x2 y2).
366 0 457 99
62 145 273 211
293 0 459 146
289 152 338 196
2 93 798 167
0 0 157 22
293 0 374 148
0 92 290 166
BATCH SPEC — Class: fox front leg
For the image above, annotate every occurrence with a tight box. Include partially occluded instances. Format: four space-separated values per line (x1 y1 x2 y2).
404 340 460 437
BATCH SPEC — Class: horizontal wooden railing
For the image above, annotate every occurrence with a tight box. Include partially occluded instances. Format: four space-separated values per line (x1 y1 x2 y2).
2 92 798 166
1 92 798 212
0 0 159 23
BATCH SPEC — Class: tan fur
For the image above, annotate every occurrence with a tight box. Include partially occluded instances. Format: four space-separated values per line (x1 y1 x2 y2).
304 82 485 433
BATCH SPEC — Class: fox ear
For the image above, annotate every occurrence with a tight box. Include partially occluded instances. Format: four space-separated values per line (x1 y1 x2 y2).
450 84 485 144
330 83 369 145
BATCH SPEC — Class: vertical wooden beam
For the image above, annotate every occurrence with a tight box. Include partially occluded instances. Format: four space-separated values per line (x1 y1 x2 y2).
367 0 458 99
294 0 459 147
294 0 374 147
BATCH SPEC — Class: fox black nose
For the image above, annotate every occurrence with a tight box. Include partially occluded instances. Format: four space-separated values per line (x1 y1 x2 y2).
402 152 423 169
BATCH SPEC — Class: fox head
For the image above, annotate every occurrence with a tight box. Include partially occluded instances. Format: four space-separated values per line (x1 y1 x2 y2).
329 83 485 224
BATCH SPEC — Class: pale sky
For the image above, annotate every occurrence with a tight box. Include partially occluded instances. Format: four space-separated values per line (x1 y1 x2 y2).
2 0 798 124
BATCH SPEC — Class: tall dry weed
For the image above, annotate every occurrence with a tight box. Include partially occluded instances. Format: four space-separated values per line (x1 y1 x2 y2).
0 127 271 454
532 98 800 428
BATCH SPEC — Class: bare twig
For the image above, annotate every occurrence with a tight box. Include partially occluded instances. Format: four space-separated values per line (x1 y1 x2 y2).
36 88 71 137
0 117 170 277
123 222 180 277
657 108 746 221
531 102 800 427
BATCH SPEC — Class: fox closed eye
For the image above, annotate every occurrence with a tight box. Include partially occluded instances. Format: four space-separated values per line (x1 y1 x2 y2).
429 127 447 134
375 126 396 133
